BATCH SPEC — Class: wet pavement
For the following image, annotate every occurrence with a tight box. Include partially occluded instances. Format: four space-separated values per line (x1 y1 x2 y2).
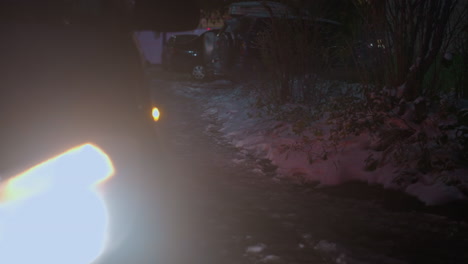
97 69 468 264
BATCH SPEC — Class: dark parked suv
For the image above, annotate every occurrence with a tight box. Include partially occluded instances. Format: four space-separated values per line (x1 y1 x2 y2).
210 15 270 78
161 29 219 80
161 34 198 71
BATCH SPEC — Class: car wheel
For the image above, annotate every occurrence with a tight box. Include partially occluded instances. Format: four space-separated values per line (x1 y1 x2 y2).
191 65 206 80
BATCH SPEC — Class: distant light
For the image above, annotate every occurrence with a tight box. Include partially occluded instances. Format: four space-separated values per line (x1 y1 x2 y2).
0 143 114 264
207 27 211 30
152 107 160 122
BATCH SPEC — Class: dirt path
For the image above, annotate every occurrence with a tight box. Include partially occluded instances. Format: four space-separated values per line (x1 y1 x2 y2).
140 70 468 264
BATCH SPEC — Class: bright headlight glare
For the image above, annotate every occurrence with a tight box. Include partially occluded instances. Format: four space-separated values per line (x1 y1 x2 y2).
0 143 114 264
152 107 160 122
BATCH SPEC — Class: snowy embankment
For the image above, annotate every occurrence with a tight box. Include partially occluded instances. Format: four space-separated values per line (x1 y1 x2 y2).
194 81 467 206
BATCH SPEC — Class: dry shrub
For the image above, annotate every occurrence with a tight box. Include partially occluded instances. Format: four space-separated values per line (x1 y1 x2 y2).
254 9 339 105
354 0 467 99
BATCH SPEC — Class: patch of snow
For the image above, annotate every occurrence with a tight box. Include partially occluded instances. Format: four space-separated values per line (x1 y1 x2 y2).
203 107 218 116
314 240 337 253
246 243 267 254
335 253 347 264
252 168 264 175
260 255 281 262
406 181 466 206
232 158 246 164
196 82 467 205
444 52 453 61
409 57 421 72
208 79 234 86
414 96 425 104
302 233 314 242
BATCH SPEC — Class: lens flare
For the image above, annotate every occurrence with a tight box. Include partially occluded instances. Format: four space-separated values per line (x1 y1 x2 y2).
152 107 160 122
0 143 114 264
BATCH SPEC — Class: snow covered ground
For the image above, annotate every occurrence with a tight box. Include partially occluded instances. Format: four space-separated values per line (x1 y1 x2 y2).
175 79 467 206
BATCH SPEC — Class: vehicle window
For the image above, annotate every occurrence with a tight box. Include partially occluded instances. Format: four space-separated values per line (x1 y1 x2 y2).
248 18 272 44
170 35 198 45
167 36 177 45
237 17 254 33
250 18 271 34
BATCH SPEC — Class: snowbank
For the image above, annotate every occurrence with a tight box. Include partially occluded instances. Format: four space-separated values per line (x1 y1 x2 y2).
193 83 467 205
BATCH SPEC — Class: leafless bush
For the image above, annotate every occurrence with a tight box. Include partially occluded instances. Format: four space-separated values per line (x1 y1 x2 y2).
354 0 467 100
449 2 468 99
254 6 337 105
